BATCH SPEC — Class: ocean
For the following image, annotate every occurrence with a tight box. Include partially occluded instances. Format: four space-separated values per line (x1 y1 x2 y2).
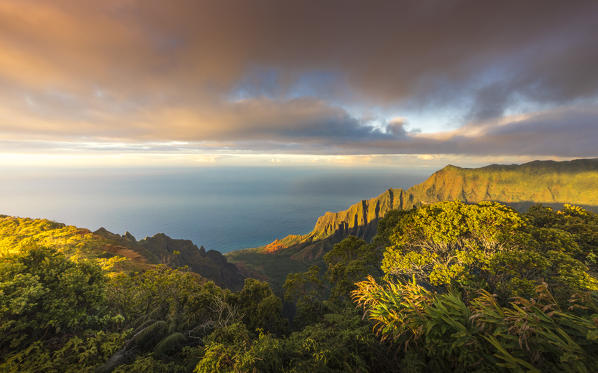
0 166 429 252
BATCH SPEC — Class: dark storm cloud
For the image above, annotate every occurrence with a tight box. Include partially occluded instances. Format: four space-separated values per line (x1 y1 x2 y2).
0 0 596 156
477 107 598 157
466 83 513 123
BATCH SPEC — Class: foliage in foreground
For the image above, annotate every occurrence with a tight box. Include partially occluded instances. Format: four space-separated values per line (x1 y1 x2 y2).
1 201 598 372
353 201 598 372
0 247 126 372
0 238 389 372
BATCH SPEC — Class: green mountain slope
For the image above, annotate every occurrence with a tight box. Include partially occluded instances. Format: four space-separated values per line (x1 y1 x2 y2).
0 216 245 289
227 158 598 284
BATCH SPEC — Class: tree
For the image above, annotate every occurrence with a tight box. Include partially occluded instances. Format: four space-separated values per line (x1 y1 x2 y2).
0 246 107 354
0 246 127 372
231 278 287 335
323 236 381 301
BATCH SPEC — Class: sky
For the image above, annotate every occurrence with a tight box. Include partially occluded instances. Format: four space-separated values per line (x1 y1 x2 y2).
0 0 597 168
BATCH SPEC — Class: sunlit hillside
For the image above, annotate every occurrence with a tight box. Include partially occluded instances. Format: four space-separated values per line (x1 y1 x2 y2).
0 215 243 288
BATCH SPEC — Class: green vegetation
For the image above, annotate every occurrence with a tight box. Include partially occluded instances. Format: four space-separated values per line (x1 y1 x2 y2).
0 216 137 271
0 232 394 371
2 201 598 371
353 201 598 372
0 246 127 372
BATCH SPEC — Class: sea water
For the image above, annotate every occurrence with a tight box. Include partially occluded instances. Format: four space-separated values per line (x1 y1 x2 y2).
0 166 428 252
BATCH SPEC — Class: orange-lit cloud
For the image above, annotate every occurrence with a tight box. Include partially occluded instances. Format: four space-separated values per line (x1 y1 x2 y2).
0 0 597 161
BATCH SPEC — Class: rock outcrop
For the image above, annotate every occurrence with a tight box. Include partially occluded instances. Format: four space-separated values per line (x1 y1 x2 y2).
94 229 245 290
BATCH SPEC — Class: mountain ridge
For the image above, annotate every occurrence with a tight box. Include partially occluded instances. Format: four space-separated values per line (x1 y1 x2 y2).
226 158 598 283
0 216 245 289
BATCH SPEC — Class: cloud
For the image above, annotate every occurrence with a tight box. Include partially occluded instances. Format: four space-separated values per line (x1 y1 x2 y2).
2 103 595 158
0 0 596 158
339 105 598 157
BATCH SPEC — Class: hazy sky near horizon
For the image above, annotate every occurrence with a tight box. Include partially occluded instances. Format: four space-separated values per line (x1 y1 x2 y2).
1 0 597 167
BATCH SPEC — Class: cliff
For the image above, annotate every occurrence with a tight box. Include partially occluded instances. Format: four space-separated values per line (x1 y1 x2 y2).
227 158 598 284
